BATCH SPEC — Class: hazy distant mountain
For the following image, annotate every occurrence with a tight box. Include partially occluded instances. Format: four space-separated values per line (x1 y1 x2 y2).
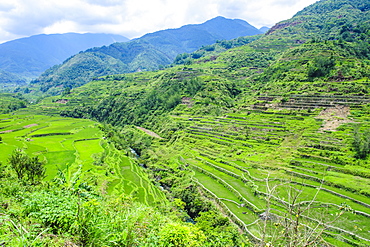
259 26 270 33
0 69 26 88
33 16 262 94
137 16 262 58
0 33 129 80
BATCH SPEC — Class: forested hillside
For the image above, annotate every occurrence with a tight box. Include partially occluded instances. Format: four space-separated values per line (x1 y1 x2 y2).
31 17 262 95
49 0 370 127
0 69 26 87
0 33 129 80
1 0 370 246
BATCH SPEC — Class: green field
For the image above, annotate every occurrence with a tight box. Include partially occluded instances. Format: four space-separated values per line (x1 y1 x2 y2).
0 114 166 206
163 95 370 246
0 114 103 176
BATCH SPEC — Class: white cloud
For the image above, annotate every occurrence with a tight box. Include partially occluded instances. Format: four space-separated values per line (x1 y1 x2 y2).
0 0 318 44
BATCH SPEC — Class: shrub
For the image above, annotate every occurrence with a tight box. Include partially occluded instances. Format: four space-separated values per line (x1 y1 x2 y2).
158 222 205 247
195 211 244 246
8 149 45 183
307 56 335 78
352 126 370 159
23 191 79 233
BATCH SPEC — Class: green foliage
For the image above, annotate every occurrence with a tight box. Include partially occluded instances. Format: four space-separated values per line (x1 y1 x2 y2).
8 149 45 183
173 35 262 65
195 211 243 246
307 56 336 78
296 0 370 16
99 124 153 155
157 222 206 247
352 126 370 159
61 86 71 96
23 191 79 233
61 75 204 127
0 93 27 113
2 1 370 246
258 41 370 84
156 162 214 218
0 173 242 247
53 163 95 197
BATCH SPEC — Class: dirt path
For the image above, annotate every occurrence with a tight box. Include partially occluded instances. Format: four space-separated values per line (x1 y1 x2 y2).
0 129 14 133
23 124 38 128
0 123 38 134
316 105 354 131
135 126 163 139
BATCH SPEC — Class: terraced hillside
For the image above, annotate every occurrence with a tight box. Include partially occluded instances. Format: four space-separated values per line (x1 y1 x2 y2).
161 94 370 246
13 41 369 246
0 93 27 114
0 114 166 206
13 53 370 247
2 0 369 245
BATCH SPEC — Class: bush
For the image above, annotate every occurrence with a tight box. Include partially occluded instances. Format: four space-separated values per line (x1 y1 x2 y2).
158 222 205 247
352 127 370 159
195 211 244 246
23 191 79 233
307 56 335 78
8 149 45 183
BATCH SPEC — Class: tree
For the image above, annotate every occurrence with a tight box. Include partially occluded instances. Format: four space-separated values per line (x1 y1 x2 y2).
307 56 335 78
258 177 350 246
27 156 47 183
352 126 370 159
62 86 71 96
158 222 205 247
8 149 28 180
195 211 243 246
8 149 45 183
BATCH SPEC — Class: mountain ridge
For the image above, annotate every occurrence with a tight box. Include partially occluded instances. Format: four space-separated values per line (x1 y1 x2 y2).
0 33 129 80
36 0 370 128
31 16 263 94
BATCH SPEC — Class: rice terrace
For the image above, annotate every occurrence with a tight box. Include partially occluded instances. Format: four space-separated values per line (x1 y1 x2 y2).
0 114 166 204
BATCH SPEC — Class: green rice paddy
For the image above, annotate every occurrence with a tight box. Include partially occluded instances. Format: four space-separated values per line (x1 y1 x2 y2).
170 95 370 245
0 114 167 207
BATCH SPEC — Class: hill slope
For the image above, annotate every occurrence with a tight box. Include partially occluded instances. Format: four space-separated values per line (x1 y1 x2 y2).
31 17 262 94
0 33 129 80
259 0 370 49
0 69 27 88
137 16 262 58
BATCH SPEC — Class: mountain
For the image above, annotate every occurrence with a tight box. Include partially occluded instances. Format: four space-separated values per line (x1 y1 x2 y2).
0 33 129 80
0 69 26 88
259 0 370 50
137 16 262 58
32 17 263 94
172 35 263 66
258 26 270 33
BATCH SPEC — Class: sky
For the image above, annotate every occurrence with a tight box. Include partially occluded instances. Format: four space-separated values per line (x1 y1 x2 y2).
0 0 318 44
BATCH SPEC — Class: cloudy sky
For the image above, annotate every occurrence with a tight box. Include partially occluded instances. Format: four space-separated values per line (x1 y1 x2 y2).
0 0 318 44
